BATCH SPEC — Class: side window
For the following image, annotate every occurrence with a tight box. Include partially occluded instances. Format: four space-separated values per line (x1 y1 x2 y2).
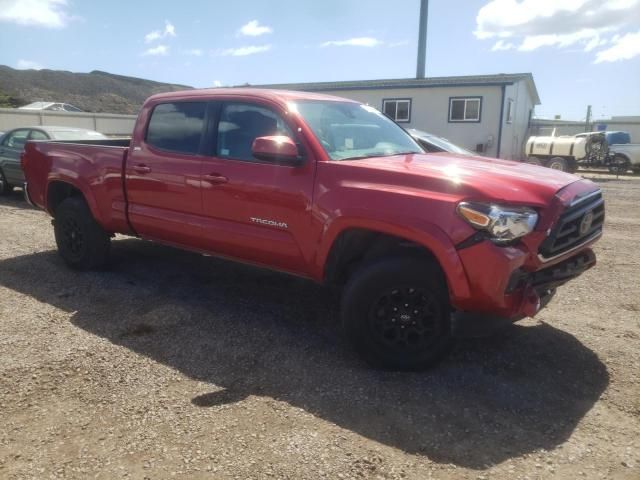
216 103 293 162
146 102 206 155
449 97 482 122
506 99 514 123
29 130 49 140
3 129 30 149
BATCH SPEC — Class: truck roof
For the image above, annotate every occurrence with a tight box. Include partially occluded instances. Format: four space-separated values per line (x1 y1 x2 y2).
146 88 356 105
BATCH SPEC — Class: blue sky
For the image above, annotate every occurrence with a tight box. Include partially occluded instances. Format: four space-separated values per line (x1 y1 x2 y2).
0 0 639 120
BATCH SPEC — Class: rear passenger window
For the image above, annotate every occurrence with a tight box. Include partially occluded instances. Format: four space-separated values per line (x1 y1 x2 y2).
217 103 293 162
146 102 206 155
29 130 49 140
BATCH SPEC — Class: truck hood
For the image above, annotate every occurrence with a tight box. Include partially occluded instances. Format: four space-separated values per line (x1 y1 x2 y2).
340 152 586 206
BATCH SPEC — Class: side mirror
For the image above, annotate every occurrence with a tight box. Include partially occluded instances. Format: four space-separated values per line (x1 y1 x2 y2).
252 135 302 165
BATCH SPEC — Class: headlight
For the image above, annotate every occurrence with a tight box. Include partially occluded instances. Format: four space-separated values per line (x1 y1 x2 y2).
457 202 538 244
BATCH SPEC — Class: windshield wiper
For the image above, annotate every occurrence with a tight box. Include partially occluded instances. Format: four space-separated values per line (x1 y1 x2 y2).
339 151 420 161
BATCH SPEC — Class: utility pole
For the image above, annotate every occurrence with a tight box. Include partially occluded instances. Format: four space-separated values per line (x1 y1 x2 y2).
585 105 592 132
416 0 429 79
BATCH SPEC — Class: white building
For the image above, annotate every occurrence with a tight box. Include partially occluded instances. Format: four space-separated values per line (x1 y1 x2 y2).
257 73 540 160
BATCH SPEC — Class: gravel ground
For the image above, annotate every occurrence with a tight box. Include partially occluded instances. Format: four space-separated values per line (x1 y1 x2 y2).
0 173 638 480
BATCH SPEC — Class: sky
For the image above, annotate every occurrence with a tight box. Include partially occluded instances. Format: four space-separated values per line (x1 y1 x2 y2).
0 0 639 121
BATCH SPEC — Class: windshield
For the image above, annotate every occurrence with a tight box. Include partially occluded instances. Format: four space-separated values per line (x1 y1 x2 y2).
49 130 107 141
409 129 475 156
294 101 422 161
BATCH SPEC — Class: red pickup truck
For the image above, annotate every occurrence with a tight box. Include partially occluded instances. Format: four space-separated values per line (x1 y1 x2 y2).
22 88 604 370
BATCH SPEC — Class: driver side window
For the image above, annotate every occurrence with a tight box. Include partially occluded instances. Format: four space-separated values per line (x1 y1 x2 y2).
216 103 293 162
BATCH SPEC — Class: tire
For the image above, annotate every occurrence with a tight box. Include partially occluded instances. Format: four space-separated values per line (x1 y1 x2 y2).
341 256 453 371
546 157 568 171
608 154 630 175
526 157 543 166
567 160 579 174
53 197 111 270
0 168 12 196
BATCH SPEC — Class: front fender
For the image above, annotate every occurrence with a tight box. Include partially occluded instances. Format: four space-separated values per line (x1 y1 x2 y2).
315 213 471 303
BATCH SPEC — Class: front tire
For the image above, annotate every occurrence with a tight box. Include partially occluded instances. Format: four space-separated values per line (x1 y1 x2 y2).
342 256 453 370
54 197 111 270
0 168 12 196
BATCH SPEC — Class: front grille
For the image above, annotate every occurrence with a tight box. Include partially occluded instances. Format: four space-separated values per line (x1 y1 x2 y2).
539 190 604 260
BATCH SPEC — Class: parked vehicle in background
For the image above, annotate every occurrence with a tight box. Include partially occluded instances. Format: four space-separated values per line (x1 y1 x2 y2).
525 130 639 173
18 102 84 112
407 129 475 156
0 126 107 195
22 88 604 370
608 143 640 174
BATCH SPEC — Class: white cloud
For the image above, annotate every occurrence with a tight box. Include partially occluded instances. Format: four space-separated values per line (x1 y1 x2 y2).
143 45 169 56
321 37 383 47
219 44 271 56
475 0 640 61
0 0 71 28
594 30 640 62
238 20 272 37
212 80 223 87
183 48 203 56
491 39 515 51
388 40 410 47
145 20 176 43
16 59 43 70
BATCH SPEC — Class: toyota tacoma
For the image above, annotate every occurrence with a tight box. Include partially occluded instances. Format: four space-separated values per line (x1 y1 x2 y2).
21 88 604 370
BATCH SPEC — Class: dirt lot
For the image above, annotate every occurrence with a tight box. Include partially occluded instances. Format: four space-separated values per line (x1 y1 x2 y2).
0 173 638 480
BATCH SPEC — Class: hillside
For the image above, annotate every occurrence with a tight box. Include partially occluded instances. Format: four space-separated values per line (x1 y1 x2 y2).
0 66 192 114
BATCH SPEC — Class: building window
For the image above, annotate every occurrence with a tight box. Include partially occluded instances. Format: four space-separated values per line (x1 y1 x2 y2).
382 98 411 123
448 97 482 122
506 98 514 123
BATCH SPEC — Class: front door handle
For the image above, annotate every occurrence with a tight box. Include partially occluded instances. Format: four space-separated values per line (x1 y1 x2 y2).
204 173 228 184
132 164 151 174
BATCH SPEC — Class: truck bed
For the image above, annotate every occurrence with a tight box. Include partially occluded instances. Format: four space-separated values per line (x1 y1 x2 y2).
22 140 131 233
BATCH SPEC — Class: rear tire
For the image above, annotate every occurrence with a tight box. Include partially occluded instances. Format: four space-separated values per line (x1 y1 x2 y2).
608 154 630 175
546 157 568 171
0 168 13 196
526 157 542 166
342 256 453 371
54 197 111 270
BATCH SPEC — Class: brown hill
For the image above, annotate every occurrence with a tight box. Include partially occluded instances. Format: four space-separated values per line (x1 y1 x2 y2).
0 66 192 114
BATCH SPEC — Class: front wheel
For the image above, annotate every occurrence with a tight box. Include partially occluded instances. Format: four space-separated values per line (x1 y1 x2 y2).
0 169 13 196
54 197 111 270
342 256 453 370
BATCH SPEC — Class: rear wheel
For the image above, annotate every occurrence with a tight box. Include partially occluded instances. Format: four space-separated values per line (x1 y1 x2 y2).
54 197 111 270
342 256 453 370
526 157 543 166
546 157 568 171
608 154 630 175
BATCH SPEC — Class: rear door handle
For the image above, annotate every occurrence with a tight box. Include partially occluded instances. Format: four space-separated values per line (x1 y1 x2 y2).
204 173 228 184
132 164 151 174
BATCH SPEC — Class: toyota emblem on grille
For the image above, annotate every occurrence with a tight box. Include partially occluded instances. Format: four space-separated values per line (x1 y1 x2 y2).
579 210 594 236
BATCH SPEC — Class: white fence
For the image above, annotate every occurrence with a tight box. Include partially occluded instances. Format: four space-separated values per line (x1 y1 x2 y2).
0 108 136 136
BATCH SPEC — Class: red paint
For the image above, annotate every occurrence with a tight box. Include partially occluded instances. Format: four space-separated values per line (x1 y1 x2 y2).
22 88 603 320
